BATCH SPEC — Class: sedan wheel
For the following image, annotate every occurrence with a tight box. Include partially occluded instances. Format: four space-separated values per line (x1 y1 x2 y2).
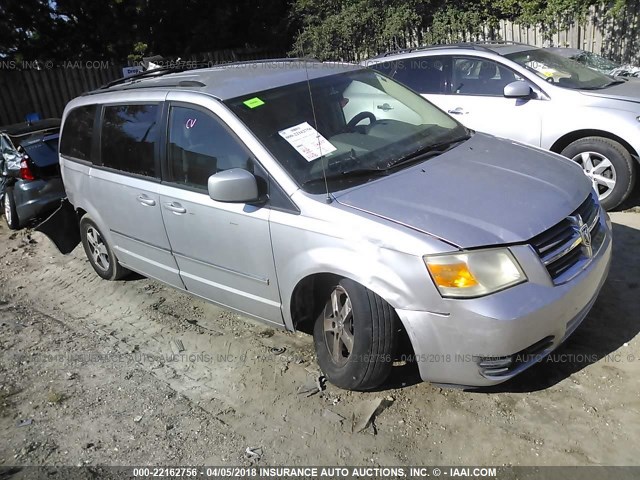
4 195 11 224
3 187 20 230
561 136 636 211
572 151 617 202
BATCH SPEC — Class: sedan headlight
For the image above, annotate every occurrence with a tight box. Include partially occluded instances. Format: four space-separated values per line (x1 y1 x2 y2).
424 248 526 298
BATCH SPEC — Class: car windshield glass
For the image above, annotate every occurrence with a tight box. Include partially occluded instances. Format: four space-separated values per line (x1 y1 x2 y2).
505 49 614 89
21 135 59 167
225 69 468 193
577 52 619 72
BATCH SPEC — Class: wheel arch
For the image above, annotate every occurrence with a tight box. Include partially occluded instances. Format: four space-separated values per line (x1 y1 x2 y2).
286 257 418 333
289 272 342 332
550 129 639 161
72 203 117 250
278 240 433 331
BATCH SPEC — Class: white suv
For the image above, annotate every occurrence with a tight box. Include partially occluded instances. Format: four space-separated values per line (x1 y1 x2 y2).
363 42 640 210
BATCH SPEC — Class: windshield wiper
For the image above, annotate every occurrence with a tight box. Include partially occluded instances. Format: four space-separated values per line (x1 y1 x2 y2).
384 136 470 170
581 79 625 90
302 167 389 187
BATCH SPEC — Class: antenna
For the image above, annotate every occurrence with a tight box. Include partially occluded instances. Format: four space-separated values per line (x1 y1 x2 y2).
301 51 332 204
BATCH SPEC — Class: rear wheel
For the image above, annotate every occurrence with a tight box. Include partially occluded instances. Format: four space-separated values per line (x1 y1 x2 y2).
80 216 130 280
313 278 397 391
3 187 20 230
561 136 636 211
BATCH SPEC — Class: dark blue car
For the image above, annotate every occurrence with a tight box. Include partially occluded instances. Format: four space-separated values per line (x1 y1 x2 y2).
1 119 66 229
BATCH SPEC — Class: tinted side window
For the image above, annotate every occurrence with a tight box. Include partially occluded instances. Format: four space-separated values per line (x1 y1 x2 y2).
452 58 519 96
101 104 159 177
394 57 448 94
167 106 252 189
60 105 96 161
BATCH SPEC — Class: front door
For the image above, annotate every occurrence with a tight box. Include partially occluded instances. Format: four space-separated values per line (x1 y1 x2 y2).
426 56 544 147
158 101 282 324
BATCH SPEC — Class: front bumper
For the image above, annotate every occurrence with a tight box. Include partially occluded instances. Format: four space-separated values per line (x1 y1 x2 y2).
14 177 65 227
396 214 612 387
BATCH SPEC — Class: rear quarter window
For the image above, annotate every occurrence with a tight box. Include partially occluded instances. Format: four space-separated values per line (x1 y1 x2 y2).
60 105 97 161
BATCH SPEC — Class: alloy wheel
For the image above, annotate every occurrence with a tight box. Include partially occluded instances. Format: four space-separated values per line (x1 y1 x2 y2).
322 285 355 366
572 151 617 201
3 196 11 225
86 226 110 271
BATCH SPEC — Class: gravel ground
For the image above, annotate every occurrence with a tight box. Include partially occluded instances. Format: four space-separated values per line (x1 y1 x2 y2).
1 207 639 468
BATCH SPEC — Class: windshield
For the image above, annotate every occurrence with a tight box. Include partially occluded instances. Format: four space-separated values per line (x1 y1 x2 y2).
226 69 468 193
505 49 616 90
575 51 620 73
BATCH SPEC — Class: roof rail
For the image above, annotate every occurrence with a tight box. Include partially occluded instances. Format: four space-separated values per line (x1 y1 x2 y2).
371 43 493 58
471 40 530 46
100 62 210 90
220 57 320 67
97 57 320 91
371 40 533 58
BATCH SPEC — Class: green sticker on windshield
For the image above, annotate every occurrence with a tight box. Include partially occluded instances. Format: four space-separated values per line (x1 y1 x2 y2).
243 97 265 109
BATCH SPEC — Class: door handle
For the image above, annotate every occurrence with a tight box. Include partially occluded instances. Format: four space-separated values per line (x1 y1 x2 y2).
376 103 393 112
447 107 467 115
163 202 187 214
137 195 156 207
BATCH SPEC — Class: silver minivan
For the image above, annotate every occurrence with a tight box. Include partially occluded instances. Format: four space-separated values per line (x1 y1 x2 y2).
55 61 612 391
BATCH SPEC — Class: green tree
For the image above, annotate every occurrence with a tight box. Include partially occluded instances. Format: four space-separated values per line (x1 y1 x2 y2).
0 0 293 62
289 0 611 61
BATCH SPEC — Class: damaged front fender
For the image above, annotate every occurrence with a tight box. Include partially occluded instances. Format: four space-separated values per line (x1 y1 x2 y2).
34 199 81 254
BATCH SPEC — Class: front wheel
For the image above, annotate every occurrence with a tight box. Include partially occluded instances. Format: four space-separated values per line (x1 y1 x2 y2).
561 136 636 211
80 216 130 280
313 278 398 391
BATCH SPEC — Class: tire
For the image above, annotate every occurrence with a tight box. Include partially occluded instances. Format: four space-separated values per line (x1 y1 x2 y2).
3 187 20 230
80 216 130 281
313 278 397 391
561 136 636 211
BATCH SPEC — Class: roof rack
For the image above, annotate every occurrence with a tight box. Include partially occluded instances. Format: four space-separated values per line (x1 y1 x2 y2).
98 57 320 91
472 40 531 47
372 40 532 58
100 61 210 90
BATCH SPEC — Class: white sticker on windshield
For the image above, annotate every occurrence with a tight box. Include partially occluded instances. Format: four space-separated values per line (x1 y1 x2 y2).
278 122 336 162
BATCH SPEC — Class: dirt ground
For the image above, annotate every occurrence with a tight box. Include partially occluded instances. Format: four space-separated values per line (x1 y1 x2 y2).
1 203 640 468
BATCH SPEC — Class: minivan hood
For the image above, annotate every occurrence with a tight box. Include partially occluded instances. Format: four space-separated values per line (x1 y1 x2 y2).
579 79 640 104
334 134 593 248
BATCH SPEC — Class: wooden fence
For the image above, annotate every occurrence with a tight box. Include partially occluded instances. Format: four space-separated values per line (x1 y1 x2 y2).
0 62 122 126
0 48 283 126
497 1 640 64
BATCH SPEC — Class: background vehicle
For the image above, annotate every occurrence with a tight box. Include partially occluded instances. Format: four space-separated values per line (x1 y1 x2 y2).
545 47 640 77
1 119 65 229
363 42 640 210
54 61 611 391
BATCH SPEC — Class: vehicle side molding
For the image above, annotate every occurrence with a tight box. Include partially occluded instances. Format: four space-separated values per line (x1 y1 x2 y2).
207 168 259 203
504 81 533 99
34 199 81 254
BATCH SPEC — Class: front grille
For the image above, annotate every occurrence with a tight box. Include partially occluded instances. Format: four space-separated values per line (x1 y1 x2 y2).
477 336 555 378
530 193 603 284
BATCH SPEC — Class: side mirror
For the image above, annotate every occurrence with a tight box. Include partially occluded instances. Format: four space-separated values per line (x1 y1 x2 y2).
207 168 259 203
503 81 533 99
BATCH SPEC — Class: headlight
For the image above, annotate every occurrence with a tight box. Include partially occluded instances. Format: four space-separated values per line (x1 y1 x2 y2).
424 248 526 298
